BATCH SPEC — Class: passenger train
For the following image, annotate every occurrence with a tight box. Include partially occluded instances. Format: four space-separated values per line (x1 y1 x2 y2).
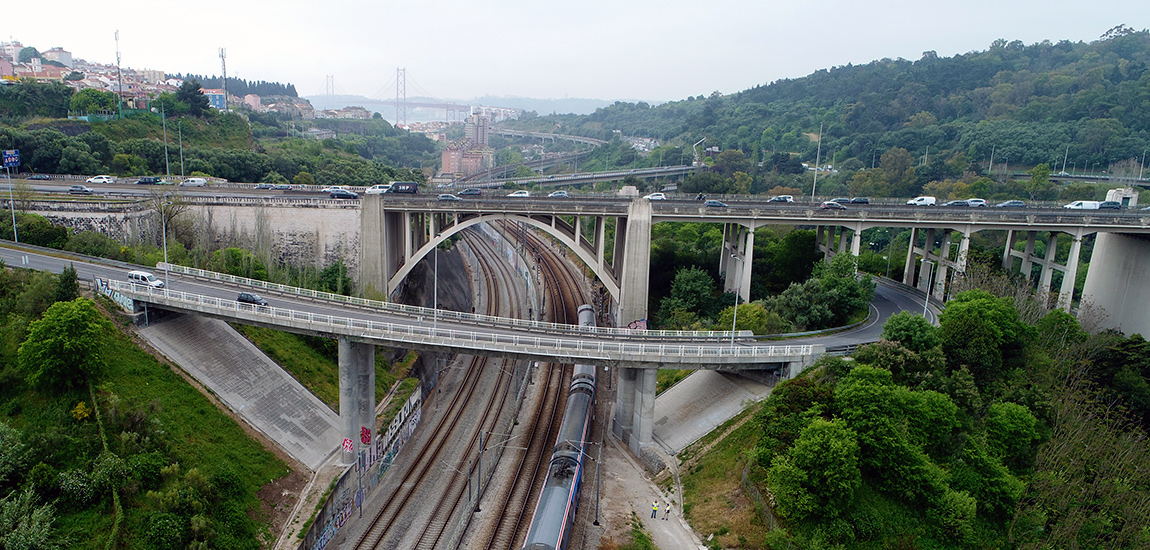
521 304 598 550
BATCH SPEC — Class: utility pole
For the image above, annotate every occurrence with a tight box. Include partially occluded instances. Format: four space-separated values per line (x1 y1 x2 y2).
219 48 227 112
811 122 822 201
115 31 123 119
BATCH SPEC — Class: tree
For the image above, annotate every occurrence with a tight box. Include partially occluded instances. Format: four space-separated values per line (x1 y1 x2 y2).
938 290 1032 385
17 298 114 392
0 487 60 550
881 311 940 353
54 264 78 303
986 402 1041 476
176 80 211 117
1025 163 1052 200
69 88 118 113
770 418 862 519
17 47 40 63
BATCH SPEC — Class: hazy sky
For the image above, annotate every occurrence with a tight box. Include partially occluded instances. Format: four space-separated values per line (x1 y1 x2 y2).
3 1 1146 103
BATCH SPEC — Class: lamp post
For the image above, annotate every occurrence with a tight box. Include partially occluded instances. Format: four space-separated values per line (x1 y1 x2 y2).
730 253 741 347
151 103 171 181
432 236 439 332
178 120 184 178
161 200 172 288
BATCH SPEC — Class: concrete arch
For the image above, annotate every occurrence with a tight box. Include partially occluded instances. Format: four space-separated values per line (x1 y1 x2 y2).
387 212 621 300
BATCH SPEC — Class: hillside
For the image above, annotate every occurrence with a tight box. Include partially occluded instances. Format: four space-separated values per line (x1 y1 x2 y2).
505 26 1150 179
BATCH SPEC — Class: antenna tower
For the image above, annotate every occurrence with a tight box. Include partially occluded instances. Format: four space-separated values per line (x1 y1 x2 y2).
219 48 227 111
395 67 406 127
115 30 123 118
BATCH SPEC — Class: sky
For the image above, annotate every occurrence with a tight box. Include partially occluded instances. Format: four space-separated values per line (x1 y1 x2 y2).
3 1 1148 104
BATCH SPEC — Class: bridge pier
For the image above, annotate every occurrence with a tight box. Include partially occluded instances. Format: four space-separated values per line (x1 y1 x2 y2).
1003 229 1088 312
721 223 754 302
338 338 376 465
1082 232 1150 333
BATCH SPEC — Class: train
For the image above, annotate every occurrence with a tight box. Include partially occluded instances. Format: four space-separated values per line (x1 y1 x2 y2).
521 304 598 550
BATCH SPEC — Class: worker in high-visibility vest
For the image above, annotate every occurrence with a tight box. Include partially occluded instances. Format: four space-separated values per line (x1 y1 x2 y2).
652 501 658 518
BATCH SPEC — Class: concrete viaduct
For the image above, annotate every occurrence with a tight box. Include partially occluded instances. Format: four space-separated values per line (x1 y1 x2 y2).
359 194 1150 453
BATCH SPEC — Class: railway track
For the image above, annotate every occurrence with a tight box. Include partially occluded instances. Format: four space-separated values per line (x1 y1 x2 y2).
471 220 590 550
354 231 521 550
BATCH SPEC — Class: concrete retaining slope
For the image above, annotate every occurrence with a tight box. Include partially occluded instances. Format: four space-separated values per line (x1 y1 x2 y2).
652 370 774 454
138 314 341 470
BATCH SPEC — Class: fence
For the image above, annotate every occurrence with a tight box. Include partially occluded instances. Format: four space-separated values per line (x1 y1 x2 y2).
296 388 423 550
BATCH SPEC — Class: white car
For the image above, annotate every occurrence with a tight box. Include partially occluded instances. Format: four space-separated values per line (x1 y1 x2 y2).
321 185 349 194
86 175 115 184
967 198 987 207
507 190 531 197
644 193 667 200
907 196 937 206
365 184 392 195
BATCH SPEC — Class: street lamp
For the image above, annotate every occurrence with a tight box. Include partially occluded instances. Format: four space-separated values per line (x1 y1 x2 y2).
178 120 184 178
150 103 171 181
161 200 173 288
432 235 439 332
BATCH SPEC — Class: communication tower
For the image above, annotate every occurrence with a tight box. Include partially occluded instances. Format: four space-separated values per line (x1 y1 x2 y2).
219 48 228 111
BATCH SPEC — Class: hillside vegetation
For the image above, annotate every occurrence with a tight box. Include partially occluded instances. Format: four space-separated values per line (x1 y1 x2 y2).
507 26 1150 201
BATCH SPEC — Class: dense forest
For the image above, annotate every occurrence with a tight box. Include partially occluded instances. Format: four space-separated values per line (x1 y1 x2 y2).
506 25 1150 201
0 80 435 185
166 75 297 98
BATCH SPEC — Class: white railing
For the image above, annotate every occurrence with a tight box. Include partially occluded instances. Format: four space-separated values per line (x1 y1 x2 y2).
112 280 817 364
158 263 746 341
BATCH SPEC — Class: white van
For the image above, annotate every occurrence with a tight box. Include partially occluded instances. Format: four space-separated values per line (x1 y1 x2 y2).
180 177 207 187
127 270 164 288
907 196 937 206
1064 200 1100 210
365 184 392 195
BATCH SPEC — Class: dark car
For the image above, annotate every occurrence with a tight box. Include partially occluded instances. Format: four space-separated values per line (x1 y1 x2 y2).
28 174 50 180
437 193 463 202
458 188 482 196
237 292 269 306
849 197 870 204
135 176 162 185
995 200 1026 208
329 189 359 199
703 200 728 208
941 199 970 207
830 197 851 204
1098 201 1122 209
768 195 794 203
820 201 847 210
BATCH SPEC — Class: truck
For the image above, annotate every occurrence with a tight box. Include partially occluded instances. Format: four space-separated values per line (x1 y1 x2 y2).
1064 200 1100 209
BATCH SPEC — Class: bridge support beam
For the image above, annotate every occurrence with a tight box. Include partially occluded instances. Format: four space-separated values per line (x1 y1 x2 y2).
613 367 637 445
630 369 658 454
338 338 375 465
1004 229 1089 311
722 224 754 302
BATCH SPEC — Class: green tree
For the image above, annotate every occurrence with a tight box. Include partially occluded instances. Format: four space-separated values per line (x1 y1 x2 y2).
880 311 940 353
0 422 29 487
54 264 79 304
17 47 40 63
319 260 353 296
292 171 315 185
769 418 862 520
1025 163 1053 200
69 88 118 113
0 487 60 550
985 402 1041 475
938 290 1032 385
176 80 211 117
17 298 114 392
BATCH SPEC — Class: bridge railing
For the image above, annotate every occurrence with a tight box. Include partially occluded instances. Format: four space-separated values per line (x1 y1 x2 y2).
114 280 816 363
158 263 748 341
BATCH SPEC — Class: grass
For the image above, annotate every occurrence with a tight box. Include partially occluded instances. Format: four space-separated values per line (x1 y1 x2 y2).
656 369 692 395
679 402 773 549
0 305 288 549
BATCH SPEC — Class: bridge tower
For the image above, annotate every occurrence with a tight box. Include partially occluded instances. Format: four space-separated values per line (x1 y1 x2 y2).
395 67 406 127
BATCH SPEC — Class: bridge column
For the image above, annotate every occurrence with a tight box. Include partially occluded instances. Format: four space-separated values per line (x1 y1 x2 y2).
1020 231 1037 281
617 200 653 327
932 231 953 302
850 226 862 257
1038 233 1059 294
1003 230 1018 271
613 367 637 444
838 227 849 255
903 227 920 285
1058 230 1084 311
630 368 657 454
722 224 754 302
338 338 376 465
916 229 936 293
